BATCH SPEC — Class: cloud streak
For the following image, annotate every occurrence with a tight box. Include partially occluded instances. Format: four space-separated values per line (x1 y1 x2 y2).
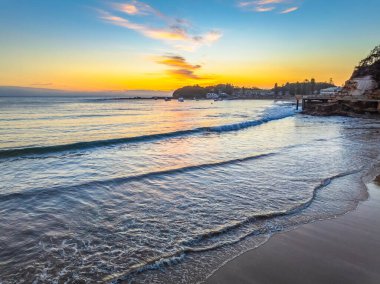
114 1 156 16
255 6 275 12
100 1 222 51
101 13 189 41
280 6 299 13
156 55 204 80
238 0 300 14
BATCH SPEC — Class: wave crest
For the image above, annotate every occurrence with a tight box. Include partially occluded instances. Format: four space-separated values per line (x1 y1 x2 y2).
0 105 295 159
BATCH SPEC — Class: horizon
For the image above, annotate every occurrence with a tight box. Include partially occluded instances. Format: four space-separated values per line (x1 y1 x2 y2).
1 0 379 92
0 77 336 97
0 85 172 97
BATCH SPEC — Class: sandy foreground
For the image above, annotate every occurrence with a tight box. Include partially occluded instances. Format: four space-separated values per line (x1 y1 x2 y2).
206 178 380 284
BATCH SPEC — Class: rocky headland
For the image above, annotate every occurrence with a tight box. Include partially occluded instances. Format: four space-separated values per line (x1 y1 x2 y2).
303 45 380 117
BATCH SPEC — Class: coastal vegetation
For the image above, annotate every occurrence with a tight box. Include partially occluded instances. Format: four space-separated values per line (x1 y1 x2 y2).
345 44 380 99
273 79 335 96
173 45 379 102
352 44 380 83
172 84 235 99
173 80 335 99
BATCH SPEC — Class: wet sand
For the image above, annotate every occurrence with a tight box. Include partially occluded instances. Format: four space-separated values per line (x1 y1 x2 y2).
206 178 380 284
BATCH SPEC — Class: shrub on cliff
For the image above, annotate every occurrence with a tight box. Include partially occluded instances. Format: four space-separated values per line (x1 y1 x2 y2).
352 45 380 83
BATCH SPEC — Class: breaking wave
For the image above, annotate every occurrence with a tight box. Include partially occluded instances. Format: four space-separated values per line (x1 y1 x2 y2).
0 105 295 159
0 153 276 202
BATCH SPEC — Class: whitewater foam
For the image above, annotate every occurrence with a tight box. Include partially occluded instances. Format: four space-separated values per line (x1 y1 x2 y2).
106 168 363 284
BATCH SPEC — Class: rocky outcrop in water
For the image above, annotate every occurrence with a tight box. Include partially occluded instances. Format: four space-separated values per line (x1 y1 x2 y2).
303 100 380 117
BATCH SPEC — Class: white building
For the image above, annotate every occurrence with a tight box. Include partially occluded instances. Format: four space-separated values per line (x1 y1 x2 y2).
320 87 342 96
206 93 219 99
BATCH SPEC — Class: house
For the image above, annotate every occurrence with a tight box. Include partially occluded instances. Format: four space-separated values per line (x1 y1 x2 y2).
206 92 219 99
320 87 342 96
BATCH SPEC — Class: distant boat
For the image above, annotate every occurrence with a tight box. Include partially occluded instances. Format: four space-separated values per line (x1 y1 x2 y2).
164 97 171 101
178 97 184 102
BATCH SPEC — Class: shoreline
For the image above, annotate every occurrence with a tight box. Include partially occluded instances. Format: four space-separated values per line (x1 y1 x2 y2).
205 174 380 284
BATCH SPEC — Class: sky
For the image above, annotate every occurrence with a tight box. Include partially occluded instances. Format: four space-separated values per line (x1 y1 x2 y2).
0 0 379 92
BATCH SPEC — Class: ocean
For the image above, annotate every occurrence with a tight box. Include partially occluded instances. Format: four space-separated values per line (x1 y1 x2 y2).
0 97 379 283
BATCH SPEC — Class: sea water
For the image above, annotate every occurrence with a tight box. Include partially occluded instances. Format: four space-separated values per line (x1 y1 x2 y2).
0 97 379 283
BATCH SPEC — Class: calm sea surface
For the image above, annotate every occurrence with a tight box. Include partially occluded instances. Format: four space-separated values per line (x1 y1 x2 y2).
0 97 379 283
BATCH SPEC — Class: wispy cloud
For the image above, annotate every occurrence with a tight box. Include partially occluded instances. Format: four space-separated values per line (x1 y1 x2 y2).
30 82 53 86
100 1 222 51
113 0 169 21
174 31 222 52
238 0 300 14
258 0 285 4
280 6 299 13
113 1 155 15
157 55 201 70
240 0 284 6
101 13 188 41
255 6 276 12
156 55 204 80
167 69 201 80
116 3 140 15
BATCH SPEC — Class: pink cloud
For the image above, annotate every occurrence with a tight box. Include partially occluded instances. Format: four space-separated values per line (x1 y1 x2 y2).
100 1 222 51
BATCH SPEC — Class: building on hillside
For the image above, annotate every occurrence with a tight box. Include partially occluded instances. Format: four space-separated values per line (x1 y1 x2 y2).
320 87 342 96
206 93 219 99
218 92 230 98
232 88 272 98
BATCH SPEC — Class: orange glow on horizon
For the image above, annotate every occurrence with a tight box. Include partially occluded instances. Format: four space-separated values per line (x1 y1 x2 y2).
0 49 356 92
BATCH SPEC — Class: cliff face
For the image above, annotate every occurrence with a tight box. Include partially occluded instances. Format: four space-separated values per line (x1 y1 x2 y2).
342 75 378 97
341 45 380 99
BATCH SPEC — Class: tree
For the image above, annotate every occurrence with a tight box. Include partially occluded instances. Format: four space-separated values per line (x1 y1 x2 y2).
172 85 208 99
295 82 300 95
357 45 380 67
311 78 316 94
225 84 234 95
274 83 278 95
352 44 380 82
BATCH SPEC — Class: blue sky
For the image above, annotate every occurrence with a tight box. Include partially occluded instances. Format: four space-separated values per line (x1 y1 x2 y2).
0 0 379 91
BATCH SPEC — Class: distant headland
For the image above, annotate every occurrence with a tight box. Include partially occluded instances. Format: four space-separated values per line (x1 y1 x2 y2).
172 81 336 100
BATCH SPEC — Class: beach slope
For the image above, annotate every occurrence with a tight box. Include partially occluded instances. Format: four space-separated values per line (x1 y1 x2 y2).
206 179 380 284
